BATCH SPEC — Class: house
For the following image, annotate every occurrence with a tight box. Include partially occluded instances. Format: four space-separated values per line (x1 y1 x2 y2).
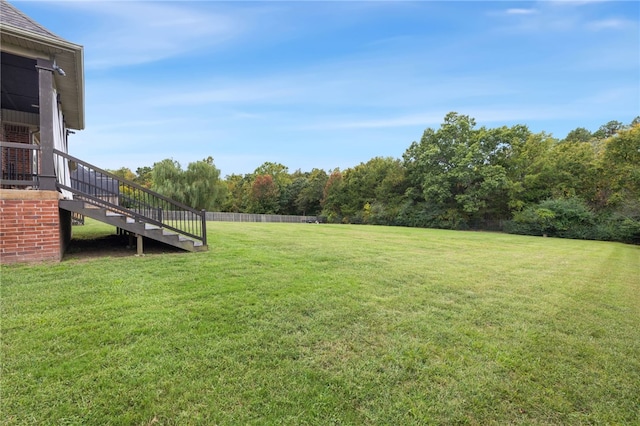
0 0 207 264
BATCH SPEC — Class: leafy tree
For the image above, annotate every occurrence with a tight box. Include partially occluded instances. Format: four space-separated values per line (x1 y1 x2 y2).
296 168 328 216
222 174 251 212
250 174 280 214
108 167 138 208
152 159 185 202
593 120 625 139
183 159 224 210
152 157 223 210
599 124 640 207
549 140 599 202
507 132 557 209
329 157 408 223
468 124 530 220
403 112 527 226
404 112 476 209
281 171 308 215
321 169 345 222
564 127 592 143
253 162 292 212
109 167 136 181
508 132 599 210
135 166 153 188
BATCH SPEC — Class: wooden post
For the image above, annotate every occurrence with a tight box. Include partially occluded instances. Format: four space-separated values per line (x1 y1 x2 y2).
201 209 207 246
136 234 143 256
36 59 57 191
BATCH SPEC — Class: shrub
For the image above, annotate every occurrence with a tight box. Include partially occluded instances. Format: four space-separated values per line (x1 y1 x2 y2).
507 197 595 239
595 200 640 244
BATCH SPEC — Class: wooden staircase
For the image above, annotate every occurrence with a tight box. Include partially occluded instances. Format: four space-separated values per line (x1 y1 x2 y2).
59 200 206 252
54 150 208 253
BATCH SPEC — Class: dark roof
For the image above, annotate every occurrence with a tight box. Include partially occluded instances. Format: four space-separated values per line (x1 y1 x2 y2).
0 0 85 130
0 0 65 41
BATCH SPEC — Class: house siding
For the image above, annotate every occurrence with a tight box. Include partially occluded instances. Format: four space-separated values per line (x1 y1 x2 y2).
0 190 62 264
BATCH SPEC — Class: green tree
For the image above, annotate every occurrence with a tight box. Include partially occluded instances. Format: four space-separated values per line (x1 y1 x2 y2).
285 160 404 220
295 168 328 216
280 169 308 215
550 140 599 202
183 159 224 210
339 157 407 224
507 132 557 209
321 169 345 222
252 162 292 213
135 166 153 188
152 159 185 202
593 120 625 139
600 124 640 207
152 157 223 210
403 112 527 227
250 174 281 214
564 127 592 143
222 173 251 212
109 167 136 181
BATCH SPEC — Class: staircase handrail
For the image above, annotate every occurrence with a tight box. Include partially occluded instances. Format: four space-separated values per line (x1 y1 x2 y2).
53 149 206 246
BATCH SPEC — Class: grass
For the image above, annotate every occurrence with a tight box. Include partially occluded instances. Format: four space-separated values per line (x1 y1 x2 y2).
1 219 639 425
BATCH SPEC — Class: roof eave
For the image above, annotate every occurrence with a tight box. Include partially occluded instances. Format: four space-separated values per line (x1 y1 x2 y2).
1 24 85 130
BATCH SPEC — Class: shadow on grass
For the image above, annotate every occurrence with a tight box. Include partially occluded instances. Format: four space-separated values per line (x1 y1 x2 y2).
64 233 186 261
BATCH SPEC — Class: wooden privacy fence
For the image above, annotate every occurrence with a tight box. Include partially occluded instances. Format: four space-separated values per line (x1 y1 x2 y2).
162 211 320 223
207 212 320 223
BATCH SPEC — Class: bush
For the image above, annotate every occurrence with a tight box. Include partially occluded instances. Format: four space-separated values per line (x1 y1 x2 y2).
394 201 469 230
595 200 640 244
507 198 596 239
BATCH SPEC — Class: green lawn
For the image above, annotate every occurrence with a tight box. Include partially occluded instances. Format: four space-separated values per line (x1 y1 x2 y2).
2 220 639 425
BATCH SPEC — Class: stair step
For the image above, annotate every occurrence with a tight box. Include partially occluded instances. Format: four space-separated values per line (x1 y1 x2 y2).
59 199 207 253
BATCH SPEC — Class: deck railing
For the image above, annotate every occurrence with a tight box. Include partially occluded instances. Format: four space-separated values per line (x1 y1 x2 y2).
0 141 40 188
53 149 206 246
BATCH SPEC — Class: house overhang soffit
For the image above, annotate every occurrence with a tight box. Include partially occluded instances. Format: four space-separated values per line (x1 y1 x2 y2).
1 25 85 130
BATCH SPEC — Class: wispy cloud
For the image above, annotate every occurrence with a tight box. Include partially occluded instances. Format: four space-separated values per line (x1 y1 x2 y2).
545 0 610 6
304 106 579 132
491 1 639 35
586 18 632 30
51 1 243 69
489 5 578 33
313 113 444 130
506 8 538 15
147 82 296 107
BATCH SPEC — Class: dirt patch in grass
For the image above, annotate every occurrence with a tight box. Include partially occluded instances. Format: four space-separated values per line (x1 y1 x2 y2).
64 233 185 261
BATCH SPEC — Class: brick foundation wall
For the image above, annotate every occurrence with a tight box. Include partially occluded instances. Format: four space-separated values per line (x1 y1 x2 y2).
0 190 62 264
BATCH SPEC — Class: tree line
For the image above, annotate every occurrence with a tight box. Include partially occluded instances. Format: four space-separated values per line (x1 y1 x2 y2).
109 112 640 243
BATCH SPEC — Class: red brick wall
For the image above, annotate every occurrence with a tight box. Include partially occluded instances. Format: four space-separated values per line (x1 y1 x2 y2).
2 124 30 143
0 192 62 264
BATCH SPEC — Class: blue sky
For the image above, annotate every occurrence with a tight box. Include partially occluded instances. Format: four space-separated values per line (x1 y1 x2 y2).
14 0 640 177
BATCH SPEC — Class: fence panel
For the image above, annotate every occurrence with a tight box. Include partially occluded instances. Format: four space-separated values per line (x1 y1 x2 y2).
207 212 319 223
